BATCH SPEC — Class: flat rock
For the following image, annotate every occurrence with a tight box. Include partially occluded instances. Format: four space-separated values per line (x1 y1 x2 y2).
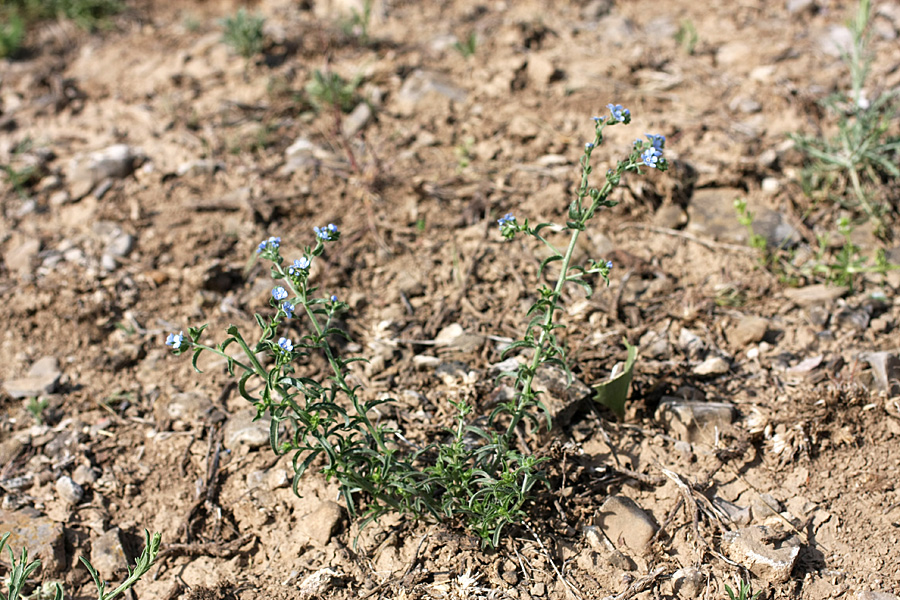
656 399 734 444
859 351 900 395
4 356 61 398
90 528 128 576
0 435 27 466
72 464 98 487
280 138 335 175
652 204 687 229
721 526 800 583
783 284 848 307
639 329 671 359
299 501 343 546
678 328 705 358
786 0 816 14
394 70 466 116
596 495 658 551
342 102 372 138
693 355 731 376
750 209 800 248
67 144 145 200
713 497 751 526
222 408 271 450
728 316 769 348
0 507 66 573
533 365 591 430
857 592 900 600
686 189 747 243
4 238 41 279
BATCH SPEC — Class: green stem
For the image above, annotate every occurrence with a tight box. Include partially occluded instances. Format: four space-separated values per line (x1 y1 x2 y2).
504 227 581 441
501 126 625 443
276 264 389 454
191 342 260 377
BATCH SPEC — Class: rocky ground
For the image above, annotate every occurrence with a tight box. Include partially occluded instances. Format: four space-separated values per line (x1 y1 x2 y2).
2 0 900 598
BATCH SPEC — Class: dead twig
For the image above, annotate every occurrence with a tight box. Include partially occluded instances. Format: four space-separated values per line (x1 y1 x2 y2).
156 533 256 561
658 465 707 550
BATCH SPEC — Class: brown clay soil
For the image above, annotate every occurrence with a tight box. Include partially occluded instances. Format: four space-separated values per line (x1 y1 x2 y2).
3 0 900 598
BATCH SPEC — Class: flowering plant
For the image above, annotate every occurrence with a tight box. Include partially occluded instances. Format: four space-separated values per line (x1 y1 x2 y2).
166 109 666 546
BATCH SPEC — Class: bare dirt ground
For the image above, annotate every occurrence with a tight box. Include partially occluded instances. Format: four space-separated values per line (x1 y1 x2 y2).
3 0 900 598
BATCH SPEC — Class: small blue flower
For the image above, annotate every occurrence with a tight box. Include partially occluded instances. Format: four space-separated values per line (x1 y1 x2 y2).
607 103 630 122
591 116 604 123
288 257 311 275
606 260 613 269
497 213 516 228
281 301 294 318
641 147 662 168
257 236 281 253
315 223 339 241
166 331 184 350
585 142 595 150
277 337 293 353
645 134 666 150
272 286 288 301
330 295 338 302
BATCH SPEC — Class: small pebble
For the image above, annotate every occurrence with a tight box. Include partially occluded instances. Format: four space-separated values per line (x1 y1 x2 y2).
55 476 84 505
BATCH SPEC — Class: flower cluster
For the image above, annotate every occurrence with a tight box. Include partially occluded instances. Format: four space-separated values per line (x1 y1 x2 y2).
288 257 310 275
165 331 184 350
607 103 631 123
633 133 667 169
641 147 662 168
497 213 517 241
314 224 339 241
277 337 293 353
646 133 665 149
257 236 281 254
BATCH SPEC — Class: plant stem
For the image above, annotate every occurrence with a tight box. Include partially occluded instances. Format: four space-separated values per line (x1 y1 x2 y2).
191 342 260 377
504 227 581 441
276 264 389 454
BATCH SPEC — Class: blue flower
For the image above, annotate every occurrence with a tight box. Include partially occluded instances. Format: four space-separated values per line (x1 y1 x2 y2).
277 337 293 353
607 103 630 122
315 223 338 241
288 257 311 275
282 301 294 318
330 295 338 302
585 142 595 150
645 134 666 150
591 116 604 123
606 260 613 269
497 213 516 228
257 236 281 253
272 286 288 301
641 147 662 168
166 331 184 350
